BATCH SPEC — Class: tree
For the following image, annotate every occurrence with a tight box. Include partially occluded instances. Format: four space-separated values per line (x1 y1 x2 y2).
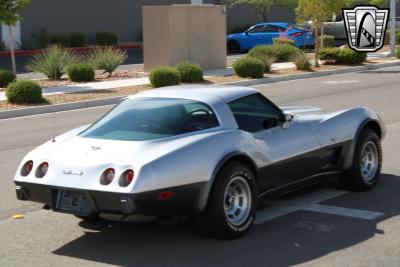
296 0 344 67
228 0 295 22
0 0 30 74
344 0 387 7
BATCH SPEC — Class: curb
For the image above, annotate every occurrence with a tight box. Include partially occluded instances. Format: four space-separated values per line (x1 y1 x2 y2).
0 61 399 120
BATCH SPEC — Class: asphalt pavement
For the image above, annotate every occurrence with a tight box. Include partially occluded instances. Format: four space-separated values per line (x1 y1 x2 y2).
1 66 400 266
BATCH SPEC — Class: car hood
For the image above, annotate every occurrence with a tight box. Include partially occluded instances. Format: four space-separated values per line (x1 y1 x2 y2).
228 33 246 39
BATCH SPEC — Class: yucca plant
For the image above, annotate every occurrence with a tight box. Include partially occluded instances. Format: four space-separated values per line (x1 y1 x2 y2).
26 45 78 80
87 46 127 77
292 52 312 71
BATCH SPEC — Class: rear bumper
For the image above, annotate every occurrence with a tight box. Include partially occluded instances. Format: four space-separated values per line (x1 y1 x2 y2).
15 181 209 217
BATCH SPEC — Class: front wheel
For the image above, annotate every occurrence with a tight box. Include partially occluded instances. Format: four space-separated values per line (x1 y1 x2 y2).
339 129 382 191
227 40 241 54
197 162 257 239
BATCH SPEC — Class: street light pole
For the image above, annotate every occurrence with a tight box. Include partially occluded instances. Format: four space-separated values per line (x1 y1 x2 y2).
389 0 396 57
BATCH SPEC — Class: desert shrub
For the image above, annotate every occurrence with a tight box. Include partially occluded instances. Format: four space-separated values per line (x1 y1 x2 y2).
175 61 203 83
248 44 300 63
51 34 71 47
319 47 366 64
67 63 95 82
336 48 367 64
318 35 335 48
396 49 400 59
31 29 51 49
0 41 5 51
6 80 43 104
273 37 295 46
319 47 340 61
232 57 265 78
149 67 181 88
96 32 117 46
87 47 127 76
0 69 16 87
26 45 78 80
69 33 86 47
292 52 312 71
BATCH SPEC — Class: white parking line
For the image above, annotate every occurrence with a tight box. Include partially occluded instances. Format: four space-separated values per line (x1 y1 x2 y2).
255 189 385 225
321 80 360 84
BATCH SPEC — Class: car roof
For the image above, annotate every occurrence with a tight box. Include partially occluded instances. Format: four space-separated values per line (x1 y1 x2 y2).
129 85 258 103
257 22 289 28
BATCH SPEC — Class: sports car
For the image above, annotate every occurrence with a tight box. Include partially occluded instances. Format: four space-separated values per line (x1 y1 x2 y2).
227 22 315 53
14 85 385 239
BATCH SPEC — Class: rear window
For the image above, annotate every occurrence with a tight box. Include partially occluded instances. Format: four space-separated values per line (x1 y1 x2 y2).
80 98 219 141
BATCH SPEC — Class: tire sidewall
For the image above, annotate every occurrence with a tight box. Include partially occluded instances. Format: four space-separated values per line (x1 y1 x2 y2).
353 130 382 187
213 163 257 236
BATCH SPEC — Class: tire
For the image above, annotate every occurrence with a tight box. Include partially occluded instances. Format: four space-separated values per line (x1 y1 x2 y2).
227 40 241 54
339 129 382 191
197 161 257 239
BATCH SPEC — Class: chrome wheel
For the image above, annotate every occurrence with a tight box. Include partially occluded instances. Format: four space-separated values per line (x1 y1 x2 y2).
224 176 251 226
360 141 379 182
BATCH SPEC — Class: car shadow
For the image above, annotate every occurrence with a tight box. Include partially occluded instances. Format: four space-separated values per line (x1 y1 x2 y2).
52 173 400 267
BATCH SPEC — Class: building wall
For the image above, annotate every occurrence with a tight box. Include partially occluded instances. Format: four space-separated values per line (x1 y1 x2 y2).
20 0 296 44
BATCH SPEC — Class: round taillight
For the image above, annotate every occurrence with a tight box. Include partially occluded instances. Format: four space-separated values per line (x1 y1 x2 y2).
126 170 134 184
119 169 134 187
36 162 49 178
101 168 115 185
21 160 33 176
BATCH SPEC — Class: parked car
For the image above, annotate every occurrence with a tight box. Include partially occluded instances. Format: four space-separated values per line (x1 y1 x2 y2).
227 22 314 52
14 85 385 239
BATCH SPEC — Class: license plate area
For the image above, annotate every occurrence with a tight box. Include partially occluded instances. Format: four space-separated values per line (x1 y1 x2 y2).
55 190 92 215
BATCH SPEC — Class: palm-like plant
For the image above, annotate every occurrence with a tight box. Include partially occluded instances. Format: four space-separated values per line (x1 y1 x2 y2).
26 45 78 80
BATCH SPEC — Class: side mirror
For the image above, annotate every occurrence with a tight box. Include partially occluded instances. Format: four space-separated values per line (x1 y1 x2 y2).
279 113 294 129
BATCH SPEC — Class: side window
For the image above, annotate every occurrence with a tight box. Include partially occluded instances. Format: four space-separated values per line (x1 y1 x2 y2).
264 25 286 33
247 25 265 34
228 94 282 133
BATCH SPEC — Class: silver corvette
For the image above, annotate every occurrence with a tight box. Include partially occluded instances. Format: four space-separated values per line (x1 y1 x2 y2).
14 85 385 238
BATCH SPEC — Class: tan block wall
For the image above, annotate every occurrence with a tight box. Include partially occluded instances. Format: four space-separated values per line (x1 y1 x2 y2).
143 5 227 72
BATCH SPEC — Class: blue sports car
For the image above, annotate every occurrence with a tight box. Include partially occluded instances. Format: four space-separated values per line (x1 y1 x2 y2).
227 22 315 53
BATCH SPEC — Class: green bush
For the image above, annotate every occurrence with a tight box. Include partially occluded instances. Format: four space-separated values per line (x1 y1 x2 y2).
69 33 86 47
319 47 366 64
0 41 5 51
51 34 71 47
67 63 95 82
31 29 51 49
319 47 340 61
96 32 117 46
273 37 295 46
87 47 127 76
336 48 367 64
0 69 16 87
6 80 43 104
232 57 265 79
396 49 400 59
248 44 300 63
175 61 204 83
26 45 78 80
18 39 38 50
318 35 335 48
292 52 312 71
149 67 181 88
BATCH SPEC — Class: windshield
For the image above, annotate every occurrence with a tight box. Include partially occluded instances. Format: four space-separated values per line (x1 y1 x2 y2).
79 97 219 141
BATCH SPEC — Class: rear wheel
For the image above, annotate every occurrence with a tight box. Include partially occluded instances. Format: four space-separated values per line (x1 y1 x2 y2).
227 40 241 53
339 129 382 191
197 162 257 239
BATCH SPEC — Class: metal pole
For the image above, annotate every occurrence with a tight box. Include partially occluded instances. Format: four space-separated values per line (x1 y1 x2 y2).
389 0 396 57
